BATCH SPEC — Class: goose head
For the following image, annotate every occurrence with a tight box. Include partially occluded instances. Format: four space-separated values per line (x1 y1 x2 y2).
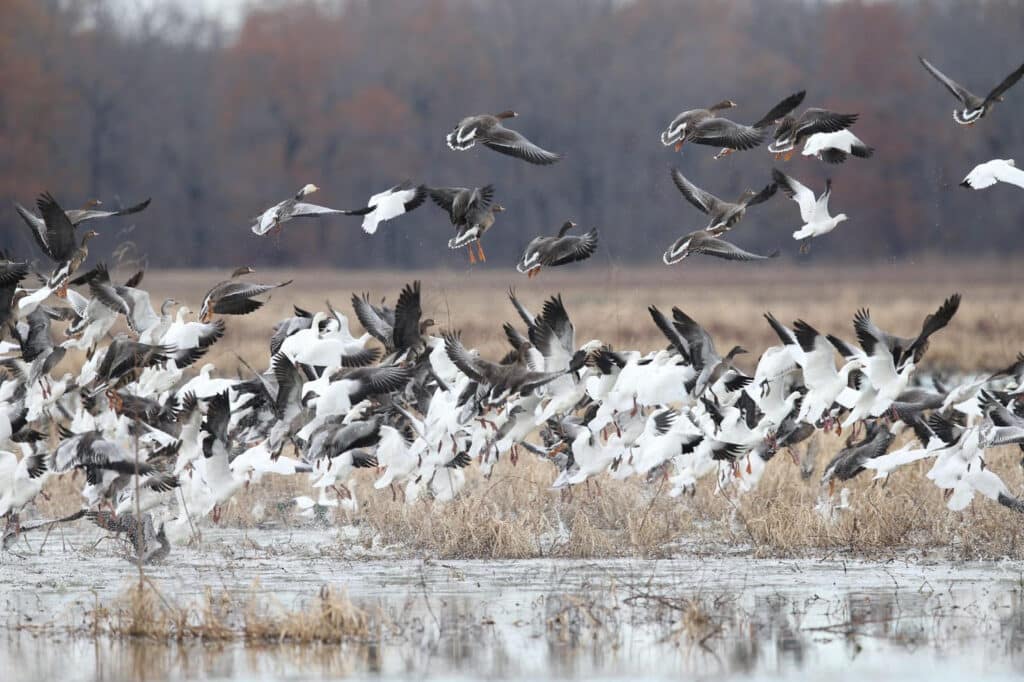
159 298 177 316
230 266 255 279
834 213 849 225
709 100 737 111
492 204 506 214
81 230 100 245
495 110 518 120
298 183 319 197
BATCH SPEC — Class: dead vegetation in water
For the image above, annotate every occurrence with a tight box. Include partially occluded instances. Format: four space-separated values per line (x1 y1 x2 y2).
22 580 378 644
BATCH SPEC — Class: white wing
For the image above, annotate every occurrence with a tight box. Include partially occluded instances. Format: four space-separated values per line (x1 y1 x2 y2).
993 159 1024 189
362 187 418 234
290 202 345 217
253 205 280 235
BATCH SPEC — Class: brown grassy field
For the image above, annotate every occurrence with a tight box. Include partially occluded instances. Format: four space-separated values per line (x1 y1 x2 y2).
114 259 1024 374
28 261 1024 560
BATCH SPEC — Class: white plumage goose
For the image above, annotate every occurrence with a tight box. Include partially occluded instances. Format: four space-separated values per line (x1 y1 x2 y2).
960 159 1024 190
772 169 848 253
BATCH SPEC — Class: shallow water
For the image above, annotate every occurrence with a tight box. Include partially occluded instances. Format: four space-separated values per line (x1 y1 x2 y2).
2 527 1023 681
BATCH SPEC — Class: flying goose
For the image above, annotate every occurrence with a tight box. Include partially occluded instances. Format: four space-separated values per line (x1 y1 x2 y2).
16 195 150 233
516 221 599 277
250 184 345 236
960 159 1024 190
199 267 292 322
444 333 585 404
446 111 561 165
767 107 858 160
820 421 895 493
340 181 427 234
660 91 806 157
670 168 777 232
771 169 848 253
852 293 961 371
16 192 100 293
428 185 505 262
801 129 874 164
663 229 779 265
351 281 433 359
919 56 1024 125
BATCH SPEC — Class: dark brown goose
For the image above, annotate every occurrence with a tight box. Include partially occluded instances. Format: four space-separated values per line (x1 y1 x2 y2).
446 111 561 165
920 56 1024 125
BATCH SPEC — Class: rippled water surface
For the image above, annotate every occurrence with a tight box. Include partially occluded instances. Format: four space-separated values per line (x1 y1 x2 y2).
2 528 1023 681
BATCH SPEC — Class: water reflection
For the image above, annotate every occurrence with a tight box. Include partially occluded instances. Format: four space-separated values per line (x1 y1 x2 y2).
3 536 1024 681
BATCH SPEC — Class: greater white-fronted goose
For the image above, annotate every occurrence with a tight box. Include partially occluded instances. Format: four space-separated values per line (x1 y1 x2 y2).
250 184 345 236
771 169 848 253
15 192 100 294
920 56 1024 125
767 106 858 160
960 159 1024 190
446 111 561 165
663 229 779 265
670 168 777 232
428 185 505 262
199 266 292 322
15 195 149 232
660 91 805 157
516 221 599 278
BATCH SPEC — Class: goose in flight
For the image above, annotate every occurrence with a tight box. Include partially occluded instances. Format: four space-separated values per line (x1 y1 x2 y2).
663 229 779 265
801 129 874 164
428 185 505 263
767 107 858 160
660 91 806 158
15 192 101 294
199 267 292 322
339 181 427 234
446 111 561 165
771 169 848 253
670 168 777 232
15 195 149 233
516 221 599 278
919 56 1024 125
251 184 345 236
960 159 1024 191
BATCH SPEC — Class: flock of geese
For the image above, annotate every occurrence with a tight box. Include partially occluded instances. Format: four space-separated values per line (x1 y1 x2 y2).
247 57 1024 265
2 55 1024 562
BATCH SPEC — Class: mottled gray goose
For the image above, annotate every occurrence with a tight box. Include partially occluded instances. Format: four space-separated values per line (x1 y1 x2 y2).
446 111 561 165
919 57 1024 125
251 184 345 236
516 221 599 278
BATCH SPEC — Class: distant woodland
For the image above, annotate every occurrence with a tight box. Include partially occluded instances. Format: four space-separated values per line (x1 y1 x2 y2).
1 0 1022 268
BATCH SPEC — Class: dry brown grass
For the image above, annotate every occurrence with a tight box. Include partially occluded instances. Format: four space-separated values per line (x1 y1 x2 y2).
46 580 375 644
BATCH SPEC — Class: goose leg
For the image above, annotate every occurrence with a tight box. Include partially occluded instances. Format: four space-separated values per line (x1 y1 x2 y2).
800 240 811 255
477 241 486 262
467 245 476 264
674 140 685 152
784 150 794 162
713 147 734 160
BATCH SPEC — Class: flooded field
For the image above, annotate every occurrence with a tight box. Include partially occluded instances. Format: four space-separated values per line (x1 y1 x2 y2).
3 527 1023 681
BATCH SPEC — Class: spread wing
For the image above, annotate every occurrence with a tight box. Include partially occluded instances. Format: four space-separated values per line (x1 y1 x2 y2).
689 117 765 150
919 57 973 104
671 168 722 215
482 124 561 165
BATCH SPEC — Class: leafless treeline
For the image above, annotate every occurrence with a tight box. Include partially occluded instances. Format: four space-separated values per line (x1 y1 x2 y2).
1 0 1022 268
